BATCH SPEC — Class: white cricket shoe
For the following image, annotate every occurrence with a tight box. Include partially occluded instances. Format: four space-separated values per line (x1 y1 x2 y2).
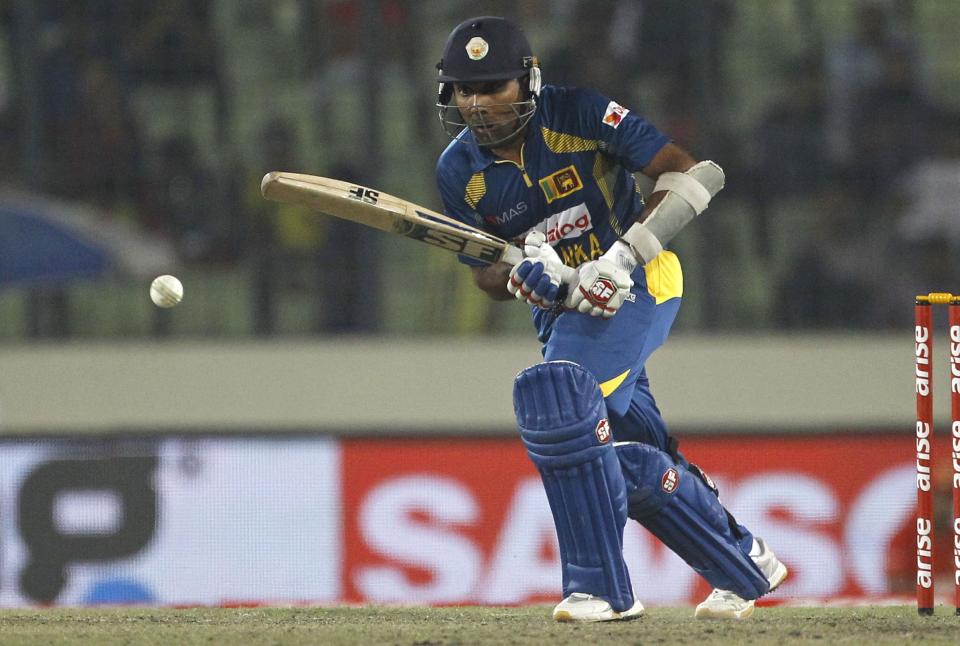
552 593 644 622
694 537 788 620
694 588 757 620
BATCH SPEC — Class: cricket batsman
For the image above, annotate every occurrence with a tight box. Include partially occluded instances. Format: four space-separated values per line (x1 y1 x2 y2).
434 17 787 622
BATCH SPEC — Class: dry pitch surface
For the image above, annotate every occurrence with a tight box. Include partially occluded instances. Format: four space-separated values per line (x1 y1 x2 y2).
0 605 958 645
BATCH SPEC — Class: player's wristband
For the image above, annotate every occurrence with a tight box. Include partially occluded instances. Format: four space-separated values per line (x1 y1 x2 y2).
621 224 663 266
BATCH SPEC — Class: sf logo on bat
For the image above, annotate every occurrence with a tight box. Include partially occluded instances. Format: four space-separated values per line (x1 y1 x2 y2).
348 186 379 204
395 216 503 264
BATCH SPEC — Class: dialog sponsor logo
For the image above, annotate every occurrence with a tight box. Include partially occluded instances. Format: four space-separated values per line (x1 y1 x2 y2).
527 203 593 244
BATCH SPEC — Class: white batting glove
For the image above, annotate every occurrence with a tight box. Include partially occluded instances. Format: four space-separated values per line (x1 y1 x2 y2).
507 231 567 309
564 241 637 318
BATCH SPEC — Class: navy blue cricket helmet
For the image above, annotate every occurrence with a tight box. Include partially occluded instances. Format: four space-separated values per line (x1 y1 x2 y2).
436 16 542 147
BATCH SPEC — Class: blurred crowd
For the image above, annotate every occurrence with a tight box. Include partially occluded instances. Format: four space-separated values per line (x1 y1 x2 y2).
544 0 958 329
0 0 957 336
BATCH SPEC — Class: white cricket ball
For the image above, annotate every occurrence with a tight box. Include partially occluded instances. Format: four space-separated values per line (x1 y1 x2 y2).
150 275 184 308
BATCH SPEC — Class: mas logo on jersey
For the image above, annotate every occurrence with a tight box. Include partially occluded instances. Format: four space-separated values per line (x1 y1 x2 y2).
602 101 630 129
483 201 528 226
538 165 583 204
661 467 680 494
465 37 489 60
595 418 611 444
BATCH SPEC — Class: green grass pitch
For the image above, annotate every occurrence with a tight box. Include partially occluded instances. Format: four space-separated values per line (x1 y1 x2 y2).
0 606 958 645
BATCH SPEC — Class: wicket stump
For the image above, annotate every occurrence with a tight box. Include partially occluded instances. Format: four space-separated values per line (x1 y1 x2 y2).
914 292 960 616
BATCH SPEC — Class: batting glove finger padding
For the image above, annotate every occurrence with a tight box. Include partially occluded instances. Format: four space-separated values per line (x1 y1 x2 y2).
530 273 560 308
509 259 561 309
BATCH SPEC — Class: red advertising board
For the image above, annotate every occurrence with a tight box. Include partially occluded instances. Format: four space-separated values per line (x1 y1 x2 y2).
341 433 942 607
0 432 948 608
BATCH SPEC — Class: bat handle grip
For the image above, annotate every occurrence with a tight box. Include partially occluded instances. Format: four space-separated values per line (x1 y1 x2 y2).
501 245 524 266
501 245 579 284
557 264 579 284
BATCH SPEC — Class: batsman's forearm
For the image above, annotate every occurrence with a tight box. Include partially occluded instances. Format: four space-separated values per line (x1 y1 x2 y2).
623 160 725 264
472 263 514 300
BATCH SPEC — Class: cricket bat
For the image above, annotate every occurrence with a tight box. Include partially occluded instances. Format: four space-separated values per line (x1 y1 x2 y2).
260 172 577 282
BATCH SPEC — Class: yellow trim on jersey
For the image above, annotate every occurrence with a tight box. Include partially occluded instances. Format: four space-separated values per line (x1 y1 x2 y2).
464 172 486 209
541 126 598 154
599 369 631 398
592 153 614 211
644 251 683 304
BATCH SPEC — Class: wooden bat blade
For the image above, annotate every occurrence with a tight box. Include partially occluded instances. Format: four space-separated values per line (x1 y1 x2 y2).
261 172 401 235
260 172 521 265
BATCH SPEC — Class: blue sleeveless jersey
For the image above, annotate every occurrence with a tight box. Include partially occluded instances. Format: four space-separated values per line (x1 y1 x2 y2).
435 85 671 341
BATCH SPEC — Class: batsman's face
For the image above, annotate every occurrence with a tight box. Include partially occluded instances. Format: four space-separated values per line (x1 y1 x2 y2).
453 79 525 146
